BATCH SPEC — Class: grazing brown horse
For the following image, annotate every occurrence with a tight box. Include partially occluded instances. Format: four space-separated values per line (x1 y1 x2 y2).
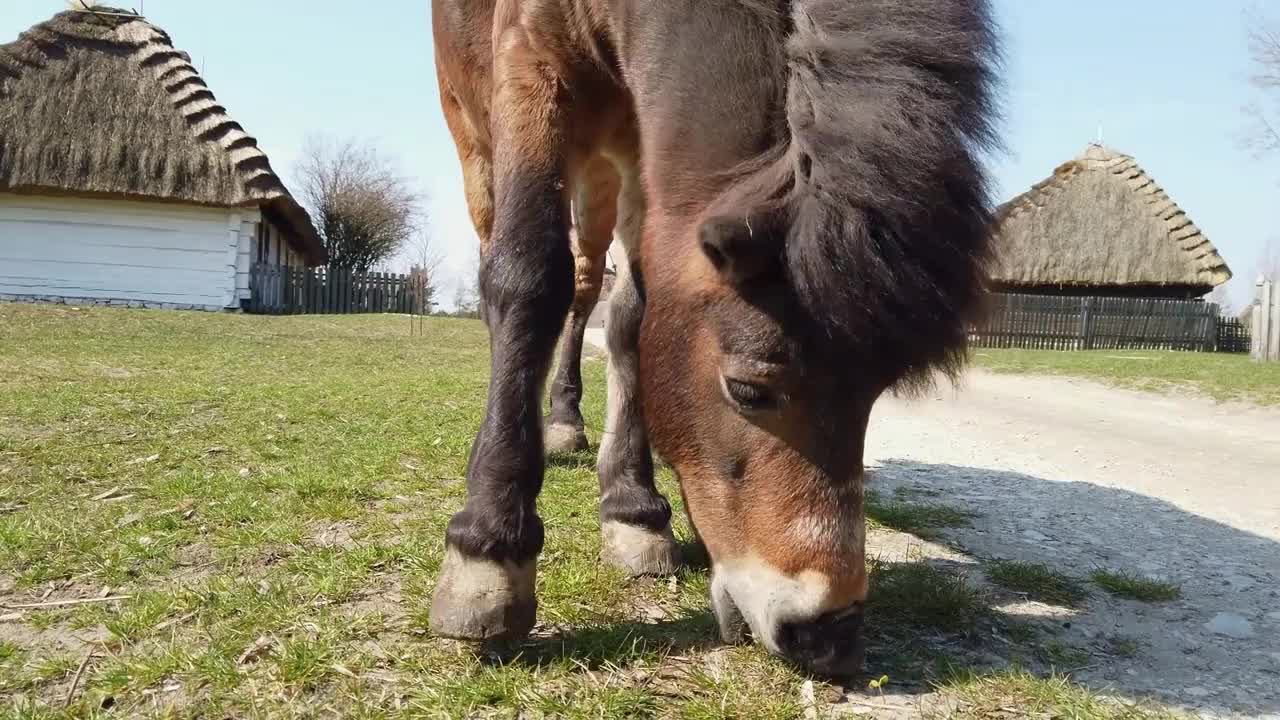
430 0 1000 676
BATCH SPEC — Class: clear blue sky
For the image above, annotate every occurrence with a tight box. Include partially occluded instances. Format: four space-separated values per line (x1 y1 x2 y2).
1 1 1273 309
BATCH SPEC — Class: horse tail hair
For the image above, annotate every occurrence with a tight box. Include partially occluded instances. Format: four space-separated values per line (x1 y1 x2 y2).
781 0 1002 386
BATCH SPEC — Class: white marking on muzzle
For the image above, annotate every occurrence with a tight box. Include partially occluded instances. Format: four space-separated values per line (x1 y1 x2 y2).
710 555 833 655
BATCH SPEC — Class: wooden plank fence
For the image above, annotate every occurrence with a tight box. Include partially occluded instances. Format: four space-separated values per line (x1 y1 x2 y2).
1252 278 1280 362
248 264 431 316
970 293 1235 352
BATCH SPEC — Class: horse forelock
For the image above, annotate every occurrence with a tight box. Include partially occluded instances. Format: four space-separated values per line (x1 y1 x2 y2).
710 0 1003 389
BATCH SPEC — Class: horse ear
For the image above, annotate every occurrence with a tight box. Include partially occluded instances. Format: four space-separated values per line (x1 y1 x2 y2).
699 211 782 284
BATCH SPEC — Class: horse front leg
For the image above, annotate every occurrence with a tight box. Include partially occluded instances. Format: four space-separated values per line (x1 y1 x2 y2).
596 158 681 576
429 27 573 642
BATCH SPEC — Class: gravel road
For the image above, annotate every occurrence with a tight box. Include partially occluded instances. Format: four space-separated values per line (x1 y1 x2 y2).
865 371 1280 717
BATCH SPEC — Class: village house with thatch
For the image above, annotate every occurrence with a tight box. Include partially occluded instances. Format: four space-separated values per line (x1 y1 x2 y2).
989 144 1232 299
0 6 323 312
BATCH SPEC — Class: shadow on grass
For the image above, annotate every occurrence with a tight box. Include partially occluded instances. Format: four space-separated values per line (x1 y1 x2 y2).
483 612 722 671
545 449 598 471
677 538 710 571
866 490 975 539
475 558 1006 689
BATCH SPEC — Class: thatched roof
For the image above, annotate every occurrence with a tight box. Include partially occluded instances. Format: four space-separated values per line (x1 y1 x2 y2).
0 7 324 264
990 144 1230 291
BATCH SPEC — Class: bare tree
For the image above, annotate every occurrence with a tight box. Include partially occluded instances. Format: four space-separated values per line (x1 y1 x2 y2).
405 231 442 274
405 231 443 313
1244 10 1280 158
451 248 482 318
1241 14 1280 316
295 137 420 273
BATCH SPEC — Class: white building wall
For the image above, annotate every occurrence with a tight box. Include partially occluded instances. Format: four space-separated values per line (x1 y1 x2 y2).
0 192 245 311
234 211 261 304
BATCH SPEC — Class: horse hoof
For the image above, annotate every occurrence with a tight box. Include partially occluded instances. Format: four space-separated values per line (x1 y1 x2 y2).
544 422 588 454
429 547 536 642
601 521 681 576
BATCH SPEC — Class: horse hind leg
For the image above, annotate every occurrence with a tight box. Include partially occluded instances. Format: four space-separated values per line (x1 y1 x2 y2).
545 157 617 454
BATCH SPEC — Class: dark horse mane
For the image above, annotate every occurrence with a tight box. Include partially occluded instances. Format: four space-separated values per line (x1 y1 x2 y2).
717 0 1002 389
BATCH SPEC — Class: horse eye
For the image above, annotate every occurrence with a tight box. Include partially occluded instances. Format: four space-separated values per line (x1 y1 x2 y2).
723 378 778 412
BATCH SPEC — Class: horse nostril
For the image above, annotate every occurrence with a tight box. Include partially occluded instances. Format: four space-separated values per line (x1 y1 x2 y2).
776 605 865 677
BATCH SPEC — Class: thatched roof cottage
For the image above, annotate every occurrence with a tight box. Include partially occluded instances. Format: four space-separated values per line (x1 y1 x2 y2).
989 144 1231 299
0 6 323 311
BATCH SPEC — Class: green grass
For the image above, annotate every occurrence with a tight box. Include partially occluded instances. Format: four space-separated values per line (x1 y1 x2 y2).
0 305 806 717
1035 640 1091 670
866 491 974 539
862 561 990 683
0 304 1189 717
986 561 1088 607
938 670 1186 719
867 561 987 634
1001 619 1040 645
1107 636 1141 659
1089 570 1182 602
972 349 1280 405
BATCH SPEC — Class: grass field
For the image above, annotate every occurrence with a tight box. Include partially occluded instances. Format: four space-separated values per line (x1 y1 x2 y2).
971 348 1280 406
0 304 1188 718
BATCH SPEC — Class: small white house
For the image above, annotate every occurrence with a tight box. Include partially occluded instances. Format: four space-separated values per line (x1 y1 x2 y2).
0 6 323 312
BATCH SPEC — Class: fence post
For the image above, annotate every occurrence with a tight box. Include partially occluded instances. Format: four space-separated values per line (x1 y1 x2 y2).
1273 281 1280 361
1080 297 1094 350
264 264 273 315
321 267 330 314
295 266 305 315
337 267 345 314
1261 278 1280 362
1272 280 1280 361
249 264 258 313
258 263 265 313
1204 303 1218 353
271 264 279 315
1256 278 1273 361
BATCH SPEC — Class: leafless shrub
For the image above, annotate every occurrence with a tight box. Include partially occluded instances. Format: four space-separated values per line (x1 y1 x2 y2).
296 137 420 273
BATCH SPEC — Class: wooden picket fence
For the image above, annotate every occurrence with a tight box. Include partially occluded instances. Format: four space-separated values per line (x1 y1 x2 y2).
1252 279 1280 362
970 293 1234 352
1216 317 1252 354
248 264 431 315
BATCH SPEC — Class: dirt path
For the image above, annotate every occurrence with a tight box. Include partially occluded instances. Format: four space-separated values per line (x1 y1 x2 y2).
863 372 1280 717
